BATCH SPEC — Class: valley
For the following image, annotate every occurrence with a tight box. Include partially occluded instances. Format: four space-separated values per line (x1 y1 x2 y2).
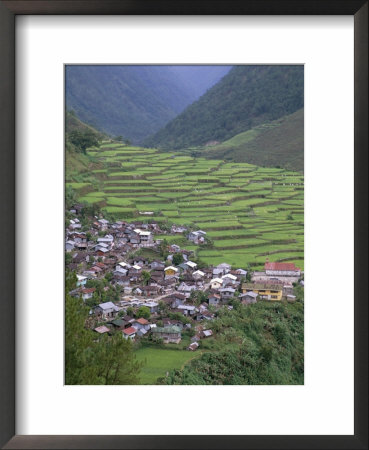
65 64 304 386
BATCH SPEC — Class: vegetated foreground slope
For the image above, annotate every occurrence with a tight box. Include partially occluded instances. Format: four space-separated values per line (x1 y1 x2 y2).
66 143 304 271
194 108 304 172
144 65 304 150
160 297 304 385
134 290 303 385
65 65 231 143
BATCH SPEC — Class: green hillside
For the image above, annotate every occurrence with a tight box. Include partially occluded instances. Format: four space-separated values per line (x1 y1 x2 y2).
144 65 304 150
192 109 304 172
65 112 105 181
66 110 106 136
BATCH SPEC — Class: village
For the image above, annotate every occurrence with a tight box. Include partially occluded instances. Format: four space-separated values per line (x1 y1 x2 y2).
66 203 304 352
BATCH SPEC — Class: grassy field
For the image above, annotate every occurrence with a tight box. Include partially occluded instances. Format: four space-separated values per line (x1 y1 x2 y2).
135 347 203 384
66 144 304 270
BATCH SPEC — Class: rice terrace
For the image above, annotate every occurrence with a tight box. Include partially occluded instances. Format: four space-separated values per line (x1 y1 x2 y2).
67 144 304 271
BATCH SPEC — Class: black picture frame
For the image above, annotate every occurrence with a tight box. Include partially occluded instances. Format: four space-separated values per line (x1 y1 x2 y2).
0 1 367 449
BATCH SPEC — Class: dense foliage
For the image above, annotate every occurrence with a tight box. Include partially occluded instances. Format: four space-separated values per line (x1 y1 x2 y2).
65 271 142 385
65 65 230 143
144 65 304 150
159 294 304 385
68 129 100 154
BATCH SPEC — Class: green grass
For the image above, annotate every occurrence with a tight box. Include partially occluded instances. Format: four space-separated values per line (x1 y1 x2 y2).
103 206 137 215
79 196 105 204
135 347 202 384
212 238 268 248
106 197 135 206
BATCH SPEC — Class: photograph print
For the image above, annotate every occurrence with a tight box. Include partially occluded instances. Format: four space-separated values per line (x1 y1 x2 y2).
65 65 304 385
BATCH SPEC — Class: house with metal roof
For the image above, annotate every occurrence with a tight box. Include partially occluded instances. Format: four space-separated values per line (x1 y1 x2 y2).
210 277 223 290
264 261 301 277
241 283 283 301
152 325 182 344
95 301 119 318
122 326 137 340
219 287 236 300
201 329 213 338
240 291 258 304
185 260 197 270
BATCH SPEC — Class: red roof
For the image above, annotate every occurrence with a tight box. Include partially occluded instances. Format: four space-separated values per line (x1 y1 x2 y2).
122 326 137 335
136 318 149 325
81 288 96 294
265 262 299 271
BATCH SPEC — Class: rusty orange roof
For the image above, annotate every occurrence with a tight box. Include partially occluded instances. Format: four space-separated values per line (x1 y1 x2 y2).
265 262 299 271
81 288 96 294
122 327 137 335
136 318 149 325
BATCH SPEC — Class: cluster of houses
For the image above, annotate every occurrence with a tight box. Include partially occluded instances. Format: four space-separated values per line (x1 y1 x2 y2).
66 209 303 351
66 218 159 257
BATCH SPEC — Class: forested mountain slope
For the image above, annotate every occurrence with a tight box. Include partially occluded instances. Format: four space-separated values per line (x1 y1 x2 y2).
66 65 231 143
194 108 304 172
144 65 304 150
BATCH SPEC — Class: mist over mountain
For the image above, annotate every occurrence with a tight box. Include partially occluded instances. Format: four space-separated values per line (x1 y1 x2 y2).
65 65 231 143
144 65 304 150
168 66 231 100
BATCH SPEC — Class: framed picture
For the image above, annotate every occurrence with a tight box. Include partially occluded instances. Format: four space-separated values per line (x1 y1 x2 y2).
0 1 367 449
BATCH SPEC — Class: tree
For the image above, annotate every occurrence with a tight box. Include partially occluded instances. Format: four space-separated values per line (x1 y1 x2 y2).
65 185 77 210
65 252 72 266
136 306 151 320
104 272 113 282
92 333 142 385
65 277 99 384
158 300 169 316
126 306 134 317
190 290 207 306
158 239 168 258
172 253 184 266
68 129 100 154
85 295 100 309
82 203 101 219
65 271 142 385
141 271 151 286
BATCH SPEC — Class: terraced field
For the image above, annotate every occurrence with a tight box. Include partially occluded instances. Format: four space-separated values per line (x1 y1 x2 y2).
67 144 304 270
